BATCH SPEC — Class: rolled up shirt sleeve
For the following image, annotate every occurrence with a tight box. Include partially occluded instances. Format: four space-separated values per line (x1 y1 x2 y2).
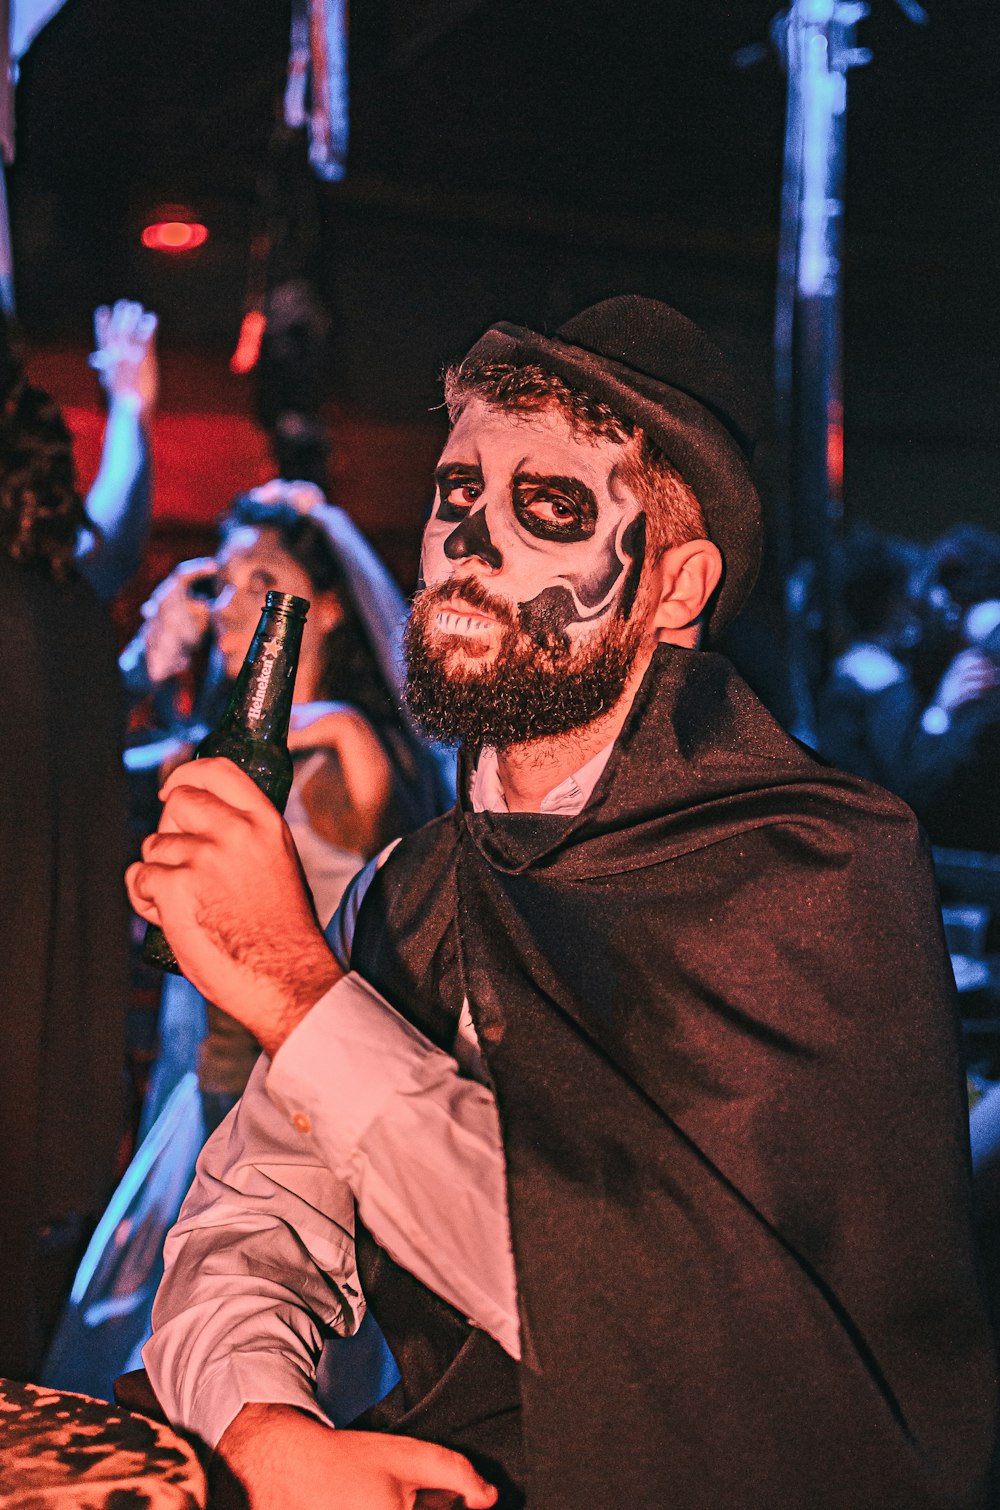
146 893 519 1448
144 1054 363 1448
267 975 521 1362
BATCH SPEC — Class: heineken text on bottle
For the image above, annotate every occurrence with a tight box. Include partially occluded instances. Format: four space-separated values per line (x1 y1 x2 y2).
142 590 310 974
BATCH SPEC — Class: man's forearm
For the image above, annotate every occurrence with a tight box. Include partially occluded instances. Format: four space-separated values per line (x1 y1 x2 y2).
148 974 519 1451
268 975 521 1359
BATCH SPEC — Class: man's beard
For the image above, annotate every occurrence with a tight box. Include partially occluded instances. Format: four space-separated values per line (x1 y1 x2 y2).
404 576 644 750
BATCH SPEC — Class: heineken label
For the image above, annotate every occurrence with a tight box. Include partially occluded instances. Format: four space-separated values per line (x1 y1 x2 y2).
247 636 284 722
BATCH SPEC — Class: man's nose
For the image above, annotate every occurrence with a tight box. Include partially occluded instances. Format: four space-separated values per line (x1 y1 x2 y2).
443 503 503 570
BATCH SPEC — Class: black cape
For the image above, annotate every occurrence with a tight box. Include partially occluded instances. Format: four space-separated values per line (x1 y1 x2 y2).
352 644 997 1508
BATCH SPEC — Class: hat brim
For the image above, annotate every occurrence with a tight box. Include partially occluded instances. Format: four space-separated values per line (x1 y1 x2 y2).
464 323 763 634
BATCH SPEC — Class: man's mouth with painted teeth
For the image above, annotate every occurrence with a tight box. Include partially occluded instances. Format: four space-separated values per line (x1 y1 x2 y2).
435 604 498 636
421 576 519 638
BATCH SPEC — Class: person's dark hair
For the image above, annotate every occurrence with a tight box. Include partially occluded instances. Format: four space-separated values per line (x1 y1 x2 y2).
923 524 1000 610
442 358 708 559
0 312 89 582
833 527 923 640
219 495 397 731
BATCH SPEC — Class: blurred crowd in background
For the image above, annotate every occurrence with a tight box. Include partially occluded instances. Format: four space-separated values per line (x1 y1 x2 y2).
816 521 1000 856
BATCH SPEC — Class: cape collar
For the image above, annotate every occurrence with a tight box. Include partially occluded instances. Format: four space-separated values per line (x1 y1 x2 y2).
455 643 821 877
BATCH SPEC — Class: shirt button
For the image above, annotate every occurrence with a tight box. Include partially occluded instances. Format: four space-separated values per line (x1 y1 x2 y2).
291 1111 312 1135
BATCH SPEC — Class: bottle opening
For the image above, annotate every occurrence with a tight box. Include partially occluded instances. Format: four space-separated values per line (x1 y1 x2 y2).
264 591 310 617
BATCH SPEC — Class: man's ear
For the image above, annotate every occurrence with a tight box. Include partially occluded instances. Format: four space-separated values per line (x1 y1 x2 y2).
648 538 723 641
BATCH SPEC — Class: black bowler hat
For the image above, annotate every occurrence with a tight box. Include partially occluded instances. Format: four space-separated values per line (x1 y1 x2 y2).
460 295 764 633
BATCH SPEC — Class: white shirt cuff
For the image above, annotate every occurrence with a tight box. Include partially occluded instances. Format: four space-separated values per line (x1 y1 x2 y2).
144 1341 334 1451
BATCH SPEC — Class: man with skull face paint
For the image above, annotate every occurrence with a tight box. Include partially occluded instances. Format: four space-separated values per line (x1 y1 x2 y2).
129 298 996 1510
428 421 648 643
405 397 661 754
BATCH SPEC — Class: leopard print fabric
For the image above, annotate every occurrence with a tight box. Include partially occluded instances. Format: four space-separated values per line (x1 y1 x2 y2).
0 1379 206 1508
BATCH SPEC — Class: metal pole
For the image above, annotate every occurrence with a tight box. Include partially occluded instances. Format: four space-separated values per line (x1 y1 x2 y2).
1 0 14 312
774 0 870 731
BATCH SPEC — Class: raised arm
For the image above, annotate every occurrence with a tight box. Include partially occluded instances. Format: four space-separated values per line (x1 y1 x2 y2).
78 300 158 599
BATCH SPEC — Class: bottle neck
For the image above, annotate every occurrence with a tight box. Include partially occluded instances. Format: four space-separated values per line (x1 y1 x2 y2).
218 605 305 743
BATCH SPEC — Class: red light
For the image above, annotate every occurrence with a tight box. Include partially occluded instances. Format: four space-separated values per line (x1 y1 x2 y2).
141 221 209 253
230 310 267 374
826 397 844 501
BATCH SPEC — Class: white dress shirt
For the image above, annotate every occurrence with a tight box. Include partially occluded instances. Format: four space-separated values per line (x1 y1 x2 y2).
143 742 613 1448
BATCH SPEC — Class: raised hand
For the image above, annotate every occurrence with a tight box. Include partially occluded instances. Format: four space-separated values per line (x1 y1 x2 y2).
932 648 1000 715
247 477 328 516
139 556 217 683
125 757 341 1055
90 299 159 417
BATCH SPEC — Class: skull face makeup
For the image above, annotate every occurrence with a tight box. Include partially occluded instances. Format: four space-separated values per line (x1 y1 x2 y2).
419 399 647 652
405 400 653 748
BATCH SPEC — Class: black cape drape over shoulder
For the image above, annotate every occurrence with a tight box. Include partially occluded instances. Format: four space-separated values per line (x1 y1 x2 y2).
353 644 998 1509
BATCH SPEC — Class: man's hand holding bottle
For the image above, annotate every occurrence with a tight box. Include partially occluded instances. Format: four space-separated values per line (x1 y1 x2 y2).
127 757 341 1055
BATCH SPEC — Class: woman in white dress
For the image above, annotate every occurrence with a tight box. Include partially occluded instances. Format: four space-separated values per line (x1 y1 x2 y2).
42 483 450 1401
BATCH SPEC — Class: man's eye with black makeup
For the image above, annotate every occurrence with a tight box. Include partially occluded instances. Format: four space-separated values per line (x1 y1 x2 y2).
440 480 482 509
519 488 576 524
434 468 484 522
513 482 597 543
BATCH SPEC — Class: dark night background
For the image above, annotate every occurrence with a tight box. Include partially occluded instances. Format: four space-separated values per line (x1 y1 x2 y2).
6 0 999 590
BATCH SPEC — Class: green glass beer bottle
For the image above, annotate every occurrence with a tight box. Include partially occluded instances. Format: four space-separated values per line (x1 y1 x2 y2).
142 589 310 974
